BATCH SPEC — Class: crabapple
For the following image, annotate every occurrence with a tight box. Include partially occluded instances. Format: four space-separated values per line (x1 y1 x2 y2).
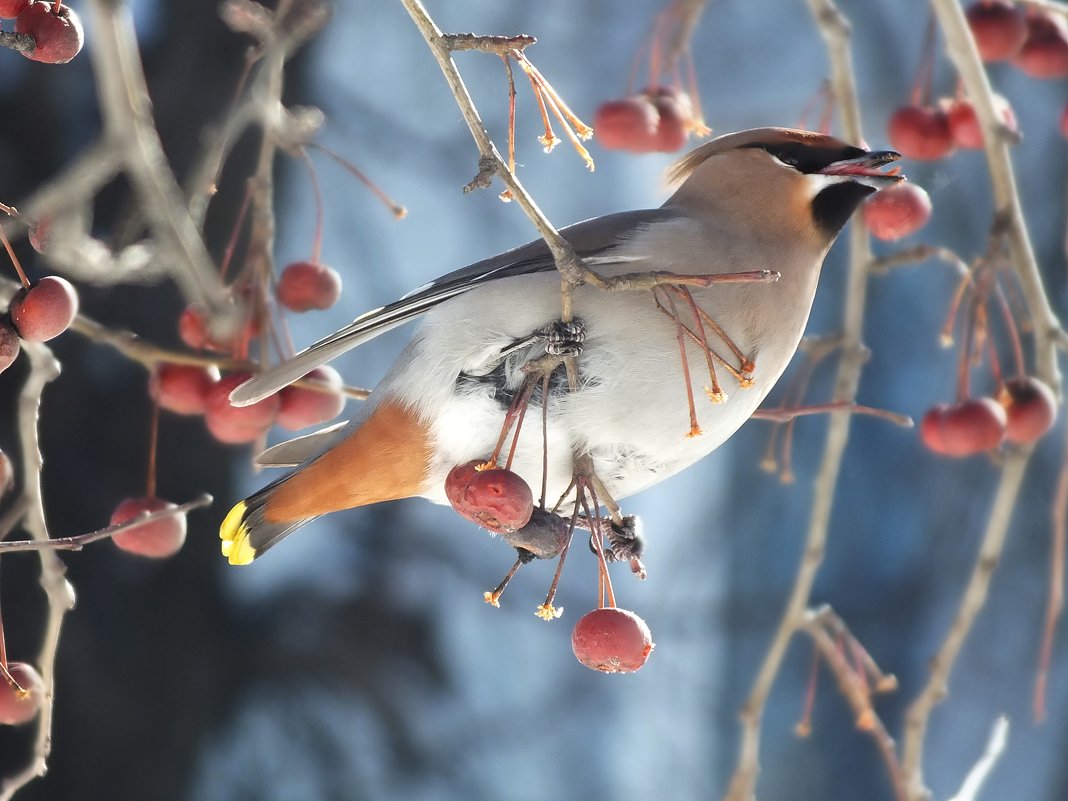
0 662 43 725
276 261 342 312
649 87 692 153
150 364 220 416
110 497 188 558
446 463 534 534
277 366 346 430
15 1 84 64
920 398 1007 457
1000 376 1057 445
887 105 954 161
571 607 654 673
965 1 1028 62
0 322 19 374
204 373 280 444
0 0 28 19
947 95 1017 149
1012 12 1068 78
862 182 932 241
594 96 660 153
9 275 78 342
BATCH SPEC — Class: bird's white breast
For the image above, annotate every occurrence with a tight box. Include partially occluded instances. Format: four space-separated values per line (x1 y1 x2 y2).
382 216 826 509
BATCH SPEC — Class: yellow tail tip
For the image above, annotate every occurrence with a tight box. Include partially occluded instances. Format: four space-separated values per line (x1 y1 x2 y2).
219 502 257 566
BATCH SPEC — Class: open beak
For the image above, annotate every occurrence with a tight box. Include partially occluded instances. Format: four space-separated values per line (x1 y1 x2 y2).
819 150 904 189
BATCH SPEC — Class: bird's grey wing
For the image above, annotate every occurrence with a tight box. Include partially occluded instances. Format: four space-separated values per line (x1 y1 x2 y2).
230 208 680 405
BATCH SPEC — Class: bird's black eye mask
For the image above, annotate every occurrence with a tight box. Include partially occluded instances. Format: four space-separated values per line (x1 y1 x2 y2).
743 141 867 174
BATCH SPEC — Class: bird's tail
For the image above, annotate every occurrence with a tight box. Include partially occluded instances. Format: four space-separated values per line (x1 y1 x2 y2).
219 481 316 565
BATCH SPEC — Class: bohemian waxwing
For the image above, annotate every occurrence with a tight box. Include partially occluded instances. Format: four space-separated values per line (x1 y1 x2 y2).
220 127 902 565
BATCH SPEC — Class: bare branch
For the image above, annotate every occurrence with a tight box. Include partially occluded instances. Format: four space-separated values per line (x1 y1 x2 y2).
945 717 1009 801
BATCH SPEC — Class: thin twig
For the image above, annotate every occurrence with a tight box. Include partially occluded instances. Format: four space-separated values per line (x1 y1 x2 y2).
0 344 73 801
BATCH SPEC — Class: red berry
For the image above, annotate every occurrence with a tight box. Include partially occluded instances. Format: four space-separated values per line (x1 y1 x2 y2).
648 87 692 153
0 0 28 19
966 1 1028 61
445 460 483 508
110 497 187 558
1000 376 1057 444
0 662 43 725
862 182 932 241
150 363 220 416
178 305 258 353
27 216 51 254
887 105 955 161
277 366 346 430
920 398 1007 457
947 95 1017 149
572 607 654 673
1012 12 1068 78
15 1 84 64
276 261 342 312
594 97 660 153
0 322 19 374
446 463 534 534
205 373 280 443
9 275 78 342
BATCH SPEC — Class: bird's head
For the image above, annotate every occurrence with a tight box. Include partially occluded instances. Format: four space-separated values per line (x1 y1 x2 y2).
665 127 903 246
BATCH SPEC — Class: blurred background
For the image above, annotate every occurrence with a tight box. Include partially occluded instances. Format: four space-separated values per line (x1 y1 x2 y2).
0 1 1066 799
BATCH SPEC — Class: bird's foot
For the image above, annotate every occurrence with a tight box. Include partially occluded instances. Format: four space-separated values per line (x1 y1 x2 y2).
539 317 586 357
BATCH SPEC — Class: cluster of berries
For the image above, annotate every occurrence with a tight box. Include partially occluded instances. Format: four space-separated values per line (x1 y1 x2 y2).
445 460 654 673
595 87 704 154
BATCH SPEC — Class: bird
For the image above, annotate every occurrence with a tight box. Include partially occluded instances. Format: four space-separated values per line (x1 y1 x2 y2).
220 127 903 566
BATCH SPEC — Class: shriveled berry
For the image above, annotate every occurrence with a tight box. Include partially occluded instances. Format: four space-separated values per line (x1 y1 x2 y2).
277 366 346 430
276 261 342 312
888 105 954 160
178 305 258 353
862 182 932 241
9 275 78 342
572 607 654 673
920 398 1007 457
1000 376 1057 444
500 507 571 559
15 1 84 64
966 1 1028 61
0 0 29 19
594 96 660 153
0 662 43 725
648 87 692 153
1012 12 1068 78
0 322 20 374
947 95 1017 149
204 373 280 444
150 363 220 415
110 497 188 558
447 464 534 534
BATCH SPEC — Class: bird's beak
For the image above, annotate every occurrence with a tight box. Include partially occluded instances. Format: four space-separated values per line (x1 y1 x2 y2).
819 150 904 189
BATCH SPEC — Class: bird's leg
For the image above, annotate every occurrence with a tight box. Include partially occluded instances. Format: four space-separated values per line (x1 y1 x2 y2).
597 515 647 580
655 287 702 438
538 317 586 357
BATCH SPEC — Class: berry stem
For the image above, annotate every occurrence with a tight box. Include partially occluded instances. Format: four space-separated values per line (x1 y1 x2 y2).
993 279 1026 377
956 296 979 402
539 373 550 510
146 393 160 500
0 589 7 671
1034 424 1068 721
297 149 324 266
219 181 254 282
912 13 938 107
0 224 31 289
307 142 407 220
658 288 702 437
795 645 820 737
525 70 559 153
